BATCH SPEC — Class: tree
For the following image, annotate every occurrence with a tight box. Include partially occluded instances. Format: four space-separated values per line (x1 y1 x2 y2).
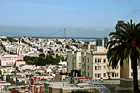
7 37 14 42
107 20 140 93
24 55 62 66
47 54 55 65
38 48 43 52
0 44 6 52
65 45 70 49
36 57 46 66
39 53 45 57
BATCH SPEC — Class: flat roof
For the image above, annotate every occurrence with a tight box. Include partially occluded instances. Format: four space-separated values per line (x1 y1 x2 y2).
45 81 106 90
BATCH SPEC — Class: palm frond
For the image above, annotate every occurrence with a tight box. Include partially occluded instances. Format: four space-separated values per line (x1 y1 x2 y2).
107 19 140 69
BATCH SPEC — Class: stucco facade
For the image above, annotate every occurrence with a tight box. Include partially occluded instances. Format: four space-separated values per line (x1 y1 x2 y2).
67 49 120 80
0 55 23 66
81 51 120 79
67 51 81 73
120 58 140 79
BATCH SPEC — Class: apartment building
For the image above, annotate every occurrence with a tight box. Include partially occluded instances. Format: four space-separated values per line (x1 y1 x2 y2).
81 52 86 77
120 58 140 79
81 51 120 79
67 51 81 74
0 55 23 66
67 46 120 79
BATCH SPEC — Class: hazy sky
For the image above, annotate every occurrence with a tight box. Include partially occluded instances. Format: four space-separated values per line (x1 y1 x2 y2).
0 0 140 37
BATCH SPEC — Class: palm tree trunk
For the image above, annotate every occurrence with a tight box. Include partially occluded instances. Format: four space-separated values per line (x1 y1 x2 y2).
132 54 139 93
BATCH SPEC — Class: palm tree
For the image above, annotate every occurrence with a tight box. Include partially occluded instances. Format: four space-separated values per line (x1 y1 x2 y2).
106 20 140 93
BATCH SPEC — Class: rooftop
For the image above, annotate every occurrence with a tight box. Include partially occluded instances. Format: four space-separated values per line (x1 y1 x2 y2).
45 81 107 90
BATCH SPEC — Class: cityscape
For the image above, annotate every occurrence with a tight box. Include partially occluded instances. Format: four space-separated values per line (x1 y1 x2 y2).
1 0 140 93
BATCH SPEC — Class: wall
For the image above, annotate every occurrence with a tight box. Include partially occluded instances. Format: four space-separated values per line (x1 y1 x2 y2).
0 55 23 66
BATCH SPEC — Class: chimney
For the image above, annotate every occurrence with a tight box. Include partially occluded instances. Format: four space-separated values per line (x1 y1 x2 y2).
34 83 40 93
29 85 31 91
40 86 44 93
31 85 35 93
36 86 40 93
34 86 36 93
30 78 35 85
36 83 40 85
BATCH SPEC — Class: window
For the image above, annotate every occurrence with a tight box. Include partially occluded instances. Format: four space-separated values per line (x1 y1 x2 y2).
88 58 89 62
112 66 119 70
98 73 101 78
131 72 133 76
95 66 101 70
104 66 106 69
95 73 97 77
103 58 106 63
99 58 101 63
98 74 100 78
112 73 114 77
95 58 97 63
79 63 81 66
98 58 101 63
95 73 101 78
103 73 106 77
82 57 84 61
116 73 118 77
98 59 100 63
95 66 97 70
98 66 101 70
114 73 119 77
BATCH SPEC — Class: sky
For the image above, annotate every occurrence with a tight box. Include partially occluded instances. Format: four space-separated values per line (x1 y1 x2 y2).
0 0 140 37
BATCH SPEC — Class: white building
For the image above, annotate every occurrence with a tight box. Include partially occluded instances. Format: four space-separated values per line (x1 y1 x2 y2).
67 46 120 79
67 51 81 73
81 51 120 79
120 58 140 79
0 55 23 66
